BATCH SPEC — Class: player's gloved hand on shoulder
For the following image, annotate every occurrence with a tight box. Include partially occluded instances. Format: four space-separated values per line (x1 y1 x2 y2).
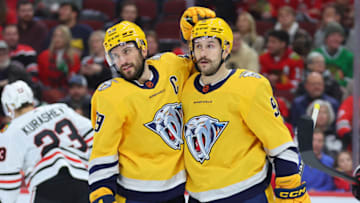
352 165 360 200
90 187 116 203
180 6 215 41
274 174 311 203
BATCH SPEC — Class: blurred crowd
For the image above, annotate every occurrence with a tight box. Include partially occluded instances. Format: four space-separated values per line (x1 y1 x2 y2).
0 0 357 193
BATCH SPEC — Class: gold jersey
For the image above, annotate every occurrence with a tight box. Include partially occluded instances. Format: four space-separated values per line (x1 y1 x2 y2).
89 53 192 200
182 69 295 202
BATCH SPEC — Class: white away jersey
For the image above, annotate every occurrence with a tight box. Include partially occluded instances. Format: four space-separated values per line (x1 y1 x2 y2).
0 103 93 203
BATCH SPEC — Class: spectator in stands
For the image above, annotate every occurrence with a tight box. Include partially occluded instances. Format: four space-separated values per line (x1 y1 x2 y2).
0 0 17 39
313 22 353 87
235 11 264 54
37 25 80 103
306 99 341 158
105 0 142 30
290 72 339 128
0 0 17 25
296 0 323 22
296 52 343 102
313 4 342 48
172 41 188 56
80 30 112 91
44 2 93 56
145 30 159 58
0 40 34 114
274 6 309 43
292 29 313 59
259 30 303 92
17 0 48 53
336 95 358 149
2 24 38 79
302 129 336 191
268 0 299 19
59 74 91 118
333 151 352 192
34 0 83 18
226 28 259 72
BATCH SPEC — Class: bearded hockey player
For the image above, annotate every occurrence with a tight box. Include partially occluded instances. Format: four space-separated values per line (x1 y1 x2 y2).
88 10 214 202
180 7 311 203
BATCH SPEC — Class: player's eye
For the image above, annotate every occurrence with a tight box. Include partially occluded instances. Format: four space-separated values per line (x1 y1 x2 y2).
207 43 215 49
122 48 130 55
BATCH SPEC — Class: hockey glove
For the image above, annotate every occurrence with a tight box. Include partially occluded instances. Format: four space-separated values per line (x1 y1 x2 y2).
180 6 215 41
274 174 311 203
90 187 116 203
352 166 360 200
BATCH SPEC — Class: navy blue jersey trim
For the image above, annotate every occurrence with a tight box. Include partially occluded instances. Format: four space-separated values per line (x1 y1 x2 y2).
194 69 236 94
273 158 298 177
129 65 159 89
189 164 272 202
89 174 118 193
89 160 118 174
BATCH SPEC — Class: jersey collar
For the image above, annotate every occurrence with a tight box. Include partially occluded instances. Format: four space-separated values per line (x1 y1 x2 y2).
129 65 159 89
194 69 236 94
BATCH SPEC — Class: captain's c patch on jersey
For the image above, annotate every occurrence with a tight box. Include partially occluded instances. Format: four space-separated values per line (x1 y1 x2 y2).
145 103 184 150
184 115 228 163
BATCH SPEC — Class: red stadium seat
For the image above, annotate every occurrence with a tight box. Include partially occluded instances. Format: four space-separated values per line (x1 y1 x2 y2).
79 20 104 30
163 0 186 20
83 0 116 19
300 22 318 37
41 19 59 30
134 0 157 21
155 20 180 40
256 21 274 36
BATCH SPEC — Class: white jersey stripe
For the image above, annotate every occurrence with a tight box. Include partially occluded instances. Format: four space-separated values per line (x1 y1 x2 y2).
117 170 186 192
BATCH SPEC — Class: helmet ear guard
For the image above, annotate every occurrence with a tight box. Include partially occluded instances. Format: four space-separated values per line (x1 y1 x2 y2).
1 80 34 119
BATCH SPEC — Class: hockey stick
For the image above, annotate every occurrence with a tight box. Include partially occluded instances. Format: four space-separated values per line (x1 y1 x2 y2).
297 105 359 185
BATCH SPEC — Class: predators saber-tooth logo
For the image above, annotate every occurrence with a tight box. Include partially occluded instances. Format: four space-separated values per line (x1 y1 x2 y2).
145 103 184 150
185 115 228 163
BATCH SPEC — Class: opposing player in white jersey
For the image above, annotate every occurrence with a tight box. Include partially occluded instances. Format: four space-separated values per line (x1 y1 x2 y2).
0 80 93 203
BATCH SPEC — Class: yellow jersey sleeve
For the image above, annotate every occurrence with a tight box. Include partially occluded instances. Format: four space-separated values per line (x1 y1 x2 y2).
243 78 295 156
90 90 125 159
89 82 127 194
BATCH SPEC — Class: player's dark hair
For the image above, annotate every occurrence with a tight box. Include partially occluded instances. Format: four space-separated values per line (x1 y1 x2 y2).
17 103 33 111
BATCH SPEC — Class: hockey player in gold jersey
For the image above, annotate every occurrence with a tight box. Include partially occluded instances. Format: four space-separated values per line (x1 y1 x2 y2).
88 8 215 203
180 8 311 203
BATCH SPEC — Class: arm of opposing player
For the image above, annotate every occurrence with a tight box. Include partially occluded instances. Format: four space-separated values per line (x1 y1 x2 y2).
180 6 215 41
0 136 24 203
243 78 310 203
89 91 124 203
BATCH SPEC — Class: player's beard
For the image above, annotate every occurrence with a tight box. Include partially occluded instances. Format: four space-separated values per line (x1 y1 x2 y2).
196 55 222 76
118 52 145 81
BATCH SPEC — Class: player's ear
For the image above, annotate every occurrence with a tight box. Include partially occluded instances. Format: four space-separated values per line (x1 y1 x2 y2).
222 43 231 59
141 48 148 58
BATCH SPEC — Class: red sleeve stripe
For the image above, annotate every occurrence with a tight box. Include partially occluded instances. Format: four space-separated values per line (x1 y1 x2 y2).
0 178 22 184
85 137 93 143
34 151 83 168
